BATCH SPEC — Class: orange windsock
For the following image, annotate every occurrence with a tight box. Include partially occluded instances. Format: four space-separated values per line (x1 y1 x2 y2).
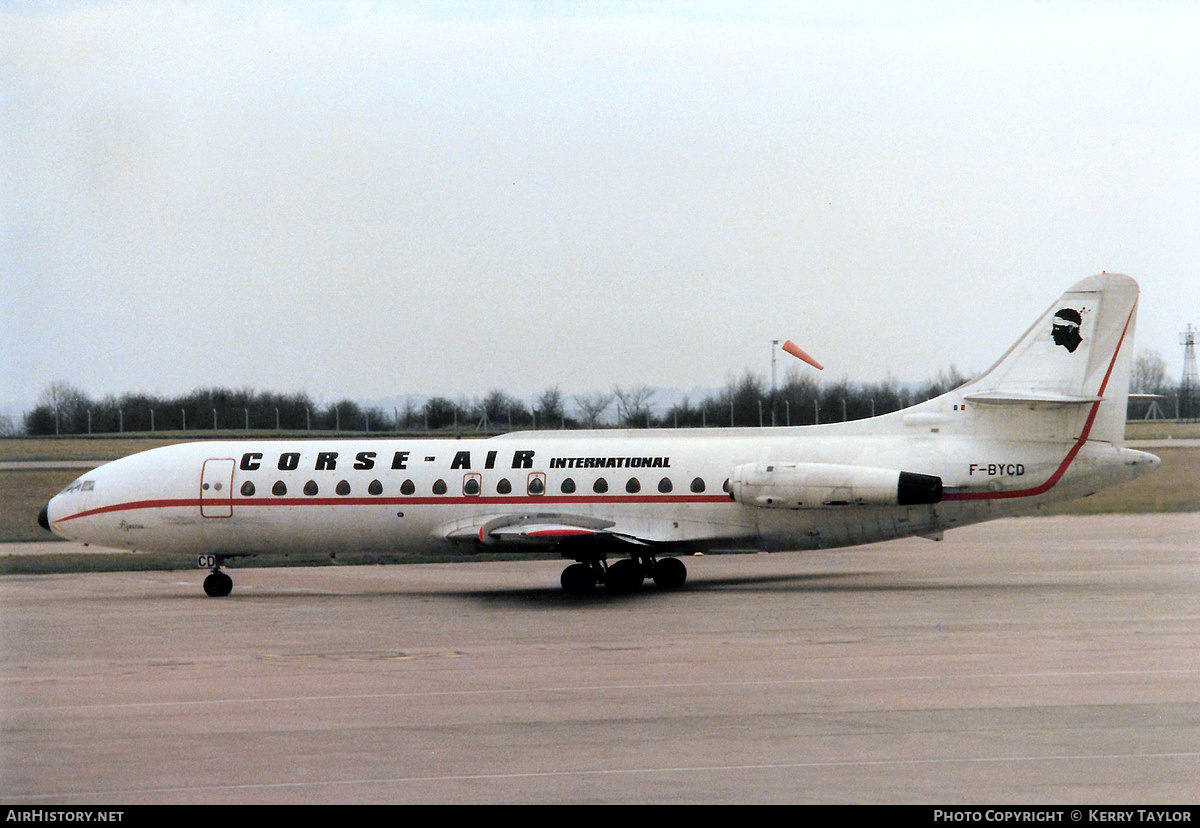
782 340 824 371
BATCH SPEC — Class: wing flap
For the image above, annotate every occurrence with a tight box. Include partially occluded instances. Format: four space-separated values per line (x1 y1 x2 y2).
441 512 750 548
443 513 618 547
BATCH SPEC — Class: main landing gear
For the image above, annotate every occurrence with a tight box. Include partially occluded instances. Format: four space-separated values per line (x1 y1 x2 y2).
198 554 233 597
560 554 688 596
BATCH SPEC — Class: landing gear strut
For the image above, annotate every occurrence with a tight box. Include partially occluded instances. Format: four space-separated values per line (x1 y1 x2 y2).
559 553 688 596
199 554 234 597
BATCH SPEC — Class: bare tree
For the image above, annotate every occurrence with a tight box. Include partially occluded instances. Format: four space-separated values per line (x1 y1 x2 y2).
918 365 969 400
1131 349 1168 395
573 391 614 428
535 385 565 426
476 388 527 429
36 381 90 435
422 396 458 430
38 380 86 412
613 384 655 427
399 398 418 430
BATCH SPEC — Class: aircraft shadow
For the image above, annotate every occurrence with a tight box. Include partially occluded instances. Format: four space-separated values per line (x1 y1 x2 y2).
448 571 1046 608
152 570 1052 606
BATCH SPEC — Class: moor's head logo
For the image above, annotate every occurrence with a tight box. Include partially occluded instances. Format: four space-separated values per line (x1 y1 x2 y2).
1051 308 1083 353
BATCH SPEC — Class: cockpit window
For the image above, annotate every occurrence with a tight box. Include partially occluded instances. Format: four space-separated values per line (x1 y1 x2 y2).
58 479 95 495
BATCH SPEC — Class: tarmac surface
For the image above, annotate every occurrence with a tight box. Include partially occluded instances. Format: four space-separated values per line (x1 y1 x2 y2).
2 513 1197 804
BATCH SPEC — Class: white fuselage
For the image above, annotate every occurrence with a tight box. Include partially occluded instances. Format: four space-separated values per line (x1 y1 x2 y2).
42 274 1161 574
44 425 1158 558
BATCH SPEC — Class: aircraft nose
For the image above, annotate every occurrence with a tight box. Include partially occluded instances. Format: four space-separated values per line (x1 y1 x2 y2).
38 502 50 531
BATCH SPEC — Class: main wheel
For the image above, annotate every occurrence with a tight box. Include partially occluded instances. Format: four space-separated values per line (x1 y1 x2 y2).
605 558 644 594
203 571 233 597
652 557 687 590
560 563 595 596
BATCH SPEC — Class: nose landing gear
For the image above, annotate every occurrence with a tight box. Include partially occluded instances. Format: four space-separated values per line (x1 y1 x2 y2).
198 554 234 597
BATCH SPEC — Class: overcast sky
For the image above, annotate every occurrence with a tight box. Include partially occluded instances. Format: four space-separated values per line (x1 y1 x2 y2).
3 1 1198 413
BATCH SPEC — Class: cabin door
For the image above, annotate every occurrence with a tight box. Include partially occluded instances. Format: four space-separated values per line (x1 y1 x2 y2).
200 458 236 518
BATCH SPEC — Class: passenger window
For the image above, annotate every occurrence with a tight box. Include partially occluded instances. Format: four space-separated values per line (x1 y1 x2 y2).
432 479 447 495
528 474 545 495
658 477 672 493
561 477 576 494
593 477 608 494
400 479 415 495
368 480 383 495
463 475 481 496
240 481 256 497
272 481 287 496
626 478 641 494
336 480 351 496
304 480 319 496
691 477 706 493
497 478 512 494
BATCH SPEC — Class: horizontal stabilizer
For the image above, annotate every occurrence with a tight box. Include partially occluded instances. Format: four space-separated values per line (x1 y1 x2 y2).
961 390 1102 407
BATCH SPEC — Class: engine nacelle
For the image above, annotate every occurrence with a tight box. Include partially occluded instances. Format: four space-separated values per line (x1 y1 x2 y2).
730 462 942 509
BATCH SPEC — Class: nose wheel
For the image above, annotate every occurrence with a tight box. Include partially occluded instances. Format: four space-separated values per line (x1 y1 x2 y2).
199 554 234 597
203 570 233 597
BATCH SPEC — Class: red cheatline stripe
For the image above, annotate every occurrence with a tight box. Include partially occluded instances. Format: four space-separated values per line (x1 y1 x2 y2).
943 299 1136 502
55 499 197 522
54 494 732 523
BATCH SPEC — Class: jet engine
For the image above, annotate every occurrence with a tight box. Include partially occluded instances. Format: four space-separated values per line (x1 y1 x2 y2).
730 462 942 509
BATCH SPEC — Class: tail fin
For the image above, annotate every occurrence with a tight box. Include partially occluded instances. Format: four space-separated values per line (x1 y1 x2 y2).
952 273 1139 444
